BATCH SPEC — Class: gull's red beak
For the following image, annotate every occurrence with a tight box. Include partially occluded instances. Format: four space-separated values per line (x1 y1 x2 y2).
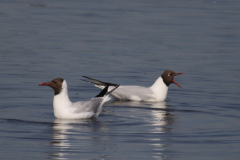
39 82 52 86
172 79 182 88
177 73 185 75
173 73 185 88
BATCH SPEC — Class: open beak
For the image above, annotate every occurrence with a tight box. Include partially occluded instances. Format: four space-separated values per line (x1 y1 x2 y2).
173 73 184 88
172 79 182 88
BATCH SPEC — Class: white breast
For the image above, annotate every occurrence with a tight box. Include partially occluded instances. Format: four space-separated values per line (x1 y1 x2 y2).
149 77 168 101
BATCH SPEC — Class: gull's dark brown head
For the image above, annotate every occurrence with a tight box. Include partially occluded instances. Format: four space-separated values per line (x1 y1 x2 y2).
39 78 64 95
161 70 184 88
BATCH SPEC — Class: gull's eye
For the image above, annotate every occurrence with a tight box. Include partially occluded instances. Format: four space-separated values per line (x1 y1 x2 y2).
168 73 173 76
52 80 57 84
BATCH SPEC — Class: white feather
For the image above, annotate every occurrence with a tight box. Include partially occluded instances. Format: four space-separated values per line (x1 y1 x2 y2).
53 80 111 119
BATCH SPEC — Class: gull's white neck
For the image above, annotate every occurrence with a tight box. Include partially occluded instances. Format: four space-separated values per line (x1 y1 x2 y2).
53 80 72 118
149 76 168 101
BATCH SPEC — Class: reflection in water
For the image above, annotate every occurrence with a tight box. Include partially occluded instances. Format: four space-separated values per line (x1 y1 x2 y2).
107 100 174 130
51 101 175 160
51 119 101 159
52 119 83 148
106 100 175 159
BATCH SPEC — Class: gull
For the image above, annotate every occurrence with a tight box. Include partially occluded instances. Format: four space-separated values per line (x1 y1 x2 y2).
82 70 184 102
39 78 119 119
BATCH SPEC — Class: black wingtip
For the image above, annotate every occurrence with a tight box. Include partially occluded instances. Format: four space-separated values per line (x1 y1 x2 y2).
82 76 119 86
81 79 97 85
83 76 119 98
106 85 119 95
95 86 109 97
95 85 119 98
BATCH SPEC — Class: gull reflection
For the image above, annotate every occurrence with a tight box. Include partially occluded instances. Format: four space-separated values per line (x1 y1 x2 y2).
106 100 174 131
105 100 174 159
51 118 100 159
50 100 175 160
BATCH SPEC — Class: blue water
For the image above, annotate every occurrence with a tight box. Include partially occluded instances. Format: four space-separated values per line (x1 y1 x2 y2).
0 0 240 159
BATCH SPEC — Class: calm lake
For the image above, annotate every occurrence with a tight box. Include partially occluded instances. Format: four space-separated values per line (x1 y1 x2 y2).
0 0 240 159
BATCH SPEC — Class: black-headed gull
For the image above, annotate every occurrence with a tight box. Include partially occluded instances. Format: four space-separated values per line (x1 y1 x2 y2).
82 70 184 102
39 78 119 119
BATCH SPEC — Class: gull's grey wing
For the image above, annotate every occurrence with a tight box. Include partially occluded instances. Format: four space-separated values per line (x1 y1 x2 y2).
111 86 155 101
70 98 104 114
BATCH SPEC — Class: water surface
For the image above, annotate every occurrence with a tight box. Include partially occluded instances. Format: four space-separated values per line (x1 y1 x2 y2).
0 0 240 159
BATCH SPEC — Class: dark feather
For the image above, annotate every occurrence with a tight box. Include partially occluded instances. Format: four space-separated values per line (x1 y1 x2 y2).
95 86 109 97
82 76 118 86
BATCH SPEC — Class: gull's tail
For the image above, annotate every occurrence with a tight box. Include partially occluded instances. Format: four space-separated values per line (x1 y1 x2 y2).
83 76 119 100
91 79 119 116
95 85 119 98
82 76 118 89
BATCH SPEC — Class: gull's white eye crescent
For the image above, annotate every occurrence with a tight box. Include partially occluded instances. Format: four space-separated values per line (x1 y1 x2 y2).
168 73 172 76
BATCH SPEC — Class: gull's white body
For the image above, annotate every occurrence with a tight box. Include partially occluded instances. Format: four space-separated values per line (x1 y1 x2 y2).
53 80 107 119
95 77 168 102
83 70 183 102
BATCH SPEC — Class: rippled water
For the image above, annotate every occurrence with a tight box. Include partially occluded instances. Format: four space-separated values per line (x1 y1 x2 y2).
0 0 240 159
